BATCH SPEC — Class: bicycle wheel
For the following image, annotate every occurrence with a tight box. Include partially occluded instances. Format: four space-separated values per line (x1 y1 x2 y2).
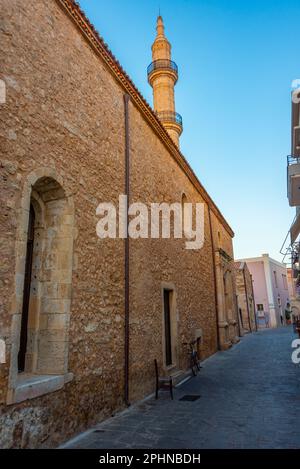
191 354 198 376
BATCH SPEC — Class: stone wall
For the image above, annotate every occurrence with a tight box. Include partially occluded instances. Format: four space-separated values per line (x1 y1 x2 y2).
210 214 239 349
0 0 235 447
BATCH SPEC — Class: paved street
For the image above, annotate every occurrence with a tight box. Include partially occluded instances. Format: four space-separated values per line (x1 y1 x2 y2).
63 327 300 449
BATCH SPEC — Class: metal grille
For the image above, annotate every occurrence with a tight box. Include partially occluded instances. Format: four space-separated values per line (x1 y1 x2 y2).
147 59 178 76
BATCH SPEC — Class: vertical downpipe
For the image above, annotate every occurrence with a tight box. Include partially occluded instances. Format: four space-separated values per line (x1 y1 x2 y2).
124 94 130 406
208 208 220 350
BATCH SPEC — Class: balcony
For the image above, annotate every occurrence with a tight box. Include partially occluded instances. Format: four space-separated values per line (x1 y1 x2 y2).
156 111 183 133
287 155 300 206
147 60 178 84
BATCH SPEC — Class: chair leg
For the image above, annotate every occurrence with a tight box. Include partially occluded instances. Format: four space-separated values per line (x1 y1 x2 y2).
170 379 174 400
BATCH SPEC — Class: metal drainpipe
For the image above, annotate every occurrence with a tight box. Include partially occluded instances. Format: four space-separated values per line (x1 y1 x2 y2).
124 94 130 407
243 266 252 332
208 208 220 350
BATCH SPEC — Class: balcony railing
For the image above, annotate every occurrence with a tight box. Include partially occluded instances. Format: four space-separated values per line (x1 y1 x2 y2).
288 155 300 165
147 60 178 81
156 111 183 128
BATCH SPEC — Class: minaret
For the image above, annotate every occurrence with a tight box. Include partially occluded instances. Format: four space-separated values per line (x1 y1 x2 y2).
147 16 183 147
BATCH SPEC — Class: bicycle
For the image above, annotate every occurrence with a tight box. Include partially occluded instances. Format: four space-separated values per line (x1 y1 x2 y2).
183 339 202 376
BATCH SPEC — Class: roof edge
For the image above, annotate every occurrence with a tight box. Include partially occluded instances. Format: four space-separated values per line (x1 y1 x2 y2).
237 256 287 268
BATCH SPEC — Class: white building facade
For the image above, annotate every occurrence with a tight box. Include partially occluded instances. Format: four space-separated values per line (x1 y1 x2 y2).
237 254 290 328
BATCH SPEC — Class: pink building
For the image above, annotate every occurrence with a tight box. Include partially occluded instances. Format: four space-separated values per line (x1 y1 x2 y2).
237 254 290 328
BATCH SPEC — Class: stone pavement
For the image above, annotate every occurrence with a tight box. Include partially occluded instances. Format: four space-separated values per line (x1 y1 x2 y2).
62 327 300 449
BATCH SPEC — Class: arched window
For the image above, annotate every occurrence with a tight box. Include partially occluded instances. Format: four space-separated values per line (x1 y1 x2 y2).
181 192 187 233
223 270 233 319
18 203 35 372
8 171 74 403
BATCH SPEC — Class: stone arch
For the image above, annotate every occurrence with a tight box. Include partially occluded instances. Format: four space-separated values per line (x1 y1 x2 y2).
181 192 187 204
180 192 186 229
8 168 74 402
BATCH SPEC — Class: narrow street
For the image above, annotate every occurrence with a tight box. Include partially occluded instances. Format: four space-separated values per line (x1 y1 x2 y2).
63 327 300 449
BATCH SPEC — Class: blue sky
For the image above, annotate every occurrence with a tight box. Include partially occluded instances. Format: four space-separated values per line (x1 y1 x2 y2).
78 0 299 262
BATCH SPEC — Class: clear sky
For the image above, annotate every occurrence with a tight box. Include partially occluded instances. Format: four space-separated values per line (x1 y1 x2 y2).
78 0 299 262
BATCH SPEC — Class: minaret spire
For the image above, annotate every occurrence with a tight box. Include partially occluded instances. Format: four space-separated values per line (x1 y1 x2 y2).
147 16 183 147
156 15 165 38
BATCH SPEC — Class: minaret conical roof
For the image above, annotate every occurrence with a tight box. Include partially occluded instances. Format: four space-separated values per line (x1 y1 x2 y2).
156 16 165 38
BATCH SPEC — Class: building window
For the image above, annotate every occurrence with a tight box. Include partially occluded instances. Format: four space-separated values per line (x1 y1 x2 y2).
8 172 75 403
223 270 233 317
273 271 278 288
18 204 35 372
239 307 243 328
181 193 187 233
161 284 178 369
282 274 288 290
163 289 172 367
257 304 264 318
278 296 282 308
18 178 74 376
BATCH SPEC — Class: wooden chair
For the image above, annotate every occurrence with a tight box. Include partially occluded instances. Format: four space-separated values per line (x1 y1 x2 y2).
154 359 174 400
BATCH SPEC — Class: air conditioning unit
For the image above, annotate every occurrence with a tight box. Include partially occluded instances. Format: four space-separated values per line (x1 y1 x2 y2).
288 160 300 206
293 126 300 156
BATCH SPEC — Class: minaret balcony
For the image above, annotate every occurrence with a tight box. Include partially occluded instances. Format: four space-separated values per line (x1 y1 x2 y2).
156 111 183 134
147 60 178 84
